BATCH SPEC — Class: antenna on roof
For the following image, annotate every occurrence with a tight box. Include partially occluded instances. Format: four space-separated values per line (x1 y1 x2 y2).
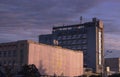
80 16 83 24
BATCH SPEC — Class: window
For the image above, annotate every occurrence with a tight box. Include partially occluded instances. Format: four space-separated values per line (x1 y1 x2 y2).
20 49 24 64
58 36 62 40
8 51 11 57
4 60 6 65
78 45 81 49
82 39 87 44
58 41 62 45
3 51 6 57
78 26 84 29
83 50 87 55
82 45 87 49
72 46 77 50
0 62 1 65
82 34 87 38
0 52 1 57
78 40 81 44
12 60 16 65
67 35 71 39
13 50 17 57
62 36 66 40
20 44 24 47
8 60 11 65
72 40 76 44
72 35 76 39
78 34 82 38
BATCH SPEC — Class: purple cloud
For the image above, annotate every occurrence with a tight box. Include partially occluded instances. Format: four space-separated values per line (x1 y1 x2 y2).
0 0 120 53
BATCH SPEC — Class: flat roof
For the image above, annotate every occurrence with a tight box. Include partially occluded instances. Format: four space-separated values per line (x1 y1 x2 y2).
0 40 83 54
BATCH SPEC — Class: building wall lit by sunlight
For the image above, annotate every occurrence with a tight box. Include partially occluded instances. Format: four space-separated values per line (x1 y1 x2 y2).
0 40 83 76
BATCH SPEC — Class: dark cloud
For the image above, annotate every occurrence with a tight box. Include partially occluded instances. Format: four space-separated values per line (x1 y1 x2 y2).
0 0 120 52
0 0 103 27
0 0 105 43
104 49 120 58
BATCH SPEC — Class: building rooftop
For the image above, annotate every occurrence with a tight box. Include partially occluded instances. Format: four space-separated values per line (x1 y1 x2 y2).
0 40 83 54
53 18 100 29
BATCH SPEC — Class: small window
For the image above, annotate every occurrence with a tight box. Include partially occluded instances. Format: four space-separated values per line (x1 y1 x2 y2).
12 60 16 65
82 45 87 49
13 50 17 57
8 51 11 57
20 50 24 64
83 50 87 55
82 34 87 38
4 61 6 65
0 52 1 57
3 51 6 57
8 60 11 65
82 39 87 44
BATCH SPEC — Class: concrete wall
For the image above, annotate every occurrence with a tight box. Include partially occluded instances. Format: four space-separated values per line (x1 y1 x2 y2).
0 40 28 66
28 43 83 76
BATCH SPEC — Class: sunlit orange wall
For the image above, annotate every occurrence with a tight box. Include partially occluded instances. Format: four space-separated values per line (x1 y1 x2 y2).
28 43 83 76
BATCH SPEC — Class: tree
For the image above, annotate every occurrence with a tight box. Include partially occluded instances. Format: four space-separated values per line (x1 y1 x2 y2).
19 64 40 77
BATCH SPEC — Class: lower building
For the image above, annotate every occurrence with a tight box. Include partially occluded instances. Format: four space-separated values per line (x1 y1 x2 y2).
105 57 120 73
0 40 83 76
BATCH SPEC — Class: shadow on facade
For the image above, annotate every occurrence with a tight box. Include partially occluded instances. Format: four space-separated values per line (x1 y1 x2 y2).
38 61 67 77
38 60 47 76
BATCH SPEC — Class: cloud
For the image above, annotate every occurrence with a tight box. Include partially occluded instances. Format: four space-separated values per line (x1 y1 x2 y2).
0 0 105 42
81 1 120 34
0 0 105 26
104 33 120 50
0 0 120 52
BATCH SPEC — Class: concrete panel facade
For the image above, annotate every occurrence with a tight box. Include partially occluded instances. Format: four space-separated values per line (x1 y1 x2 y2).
28 41 83 76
